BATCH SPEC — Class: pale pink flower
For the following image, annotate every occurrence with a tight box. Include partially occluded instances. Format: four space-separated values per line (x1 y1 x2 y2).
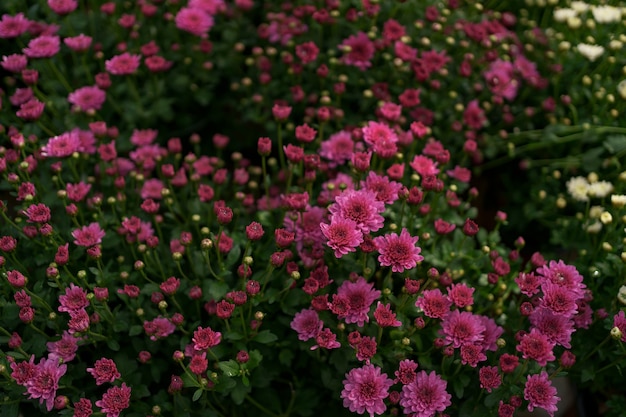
23 35 61 58
48 0 78 15
373 228 423 273
42 131 81 158
26 357 67 411
72 222 105 247
341 364 393 417
0 13 30 38
336 277 381 326
524 371 560 417
68 86 106 111
63 34 92 52
400 370 451 417
175 7 214 36
105 52 141 75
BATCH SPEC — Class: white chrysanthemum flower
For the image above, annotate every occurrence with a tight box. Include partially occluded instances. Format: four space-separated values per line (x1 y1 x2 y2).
591 5 622 23
566 176 590 201
577 43 605 62
611 194 626 208
571 1 590 13
586 221 602 234
618 80 626 100
589 205 605 218
588 181 614 198
554 8 578 22
618 285 626 305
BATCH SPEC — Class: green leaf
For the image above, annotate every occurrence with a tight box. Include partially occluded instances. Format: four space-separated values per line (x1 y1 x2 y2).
278 349 293 367
107 339 120 351
205 280 229 301
603 135 626 154
254 330 278 344
192 388 204 402
582 368 595 382
219 360 240 377
129 325 143 336
231 381 250 405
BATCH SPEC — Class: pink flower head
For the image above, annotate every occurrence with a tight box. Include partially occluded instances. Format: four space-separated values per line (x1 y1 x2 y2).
48 0 78 15
291 308 323 341
87 358 121 385
335 277 381 326
189 0 225 14
68 86 106 112
540 282 579 317
341 364 393 417
175 7 214 37
96 383 131 417
192 326 221 350
373 302 401 327
441 310 486 348
410 155 439 176
329 189 385 234
319 130 355 167
612 310 626 342
530 307 575 348
320 216 363 258
400 370 452 417
72 222 105 247
524 371 560 417
42 131 81 158
361 171 403 204
0 13 30 38
447 283 475 308
24 203 51 223
105 52 141 75
1 53 28 72
394 359 418 384
143 316 176 341
415 289 452 319
463 99 487 130
479 366 502 393
10 355 37 385
536 260 586 297
66 182 92 202
26 357 67 411
362 121 398 148
296 41 319 64
340 32 375 70
47 331 79 363
484 60 518 101
516 328 556 366
373 228 423 273
63 34 92 52
23 35 61 58
58 283 89 312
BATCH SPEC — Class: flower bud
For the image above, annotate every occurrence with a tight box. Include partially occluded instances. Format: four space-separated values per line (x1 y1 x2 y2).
610 326 622 340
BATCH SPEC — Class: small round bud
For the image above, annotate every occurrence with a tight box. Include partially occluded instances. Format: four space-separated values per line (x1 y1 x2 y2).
610 326 622 340
401 337 410 346
254 311 265 320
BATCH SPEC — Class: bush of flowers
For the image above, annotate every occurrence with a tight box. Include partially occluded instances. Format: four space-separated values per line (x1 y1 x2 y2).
1 1 625 417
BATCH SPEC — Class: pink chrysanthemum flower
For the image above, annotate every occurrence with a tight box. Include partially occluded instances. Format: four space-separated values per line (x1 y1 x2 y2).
530 307 575 348
515 272 541 297
540 282 579 317
447 283 475 308
41 131 81 158
320 216 363 258
361 171 403 204
105 52 141 75
373 302 401 327
612 311 626 342
536 260 586 297
394 359 418 384
72 222 105 247
47 331 79 363
175 7 214 37
189 0 225 14
478 315 504 352
58 283 89 312
329 189 385 234
484 59 518 101
1 53 28 72
400 370 452 417
373 228 423 273
143 316 176 341
48 0 78 15
63 34 92 52
23 35 61 58
24 203 51 224
336 277 381 326
87 358 121 385
16 98 45 120
409 155 439 176
524 371 560 417
26 357 67 411
339 32 375 70
441 310 486 349
319 130 355 167
415 289 452 319
0 13 30 38
291 308 323 341
479 366 502 393
68 86 106 112
516 328 556 366
341 364 393 417
362 121 398 148
96 383 131 417
192 326 221 350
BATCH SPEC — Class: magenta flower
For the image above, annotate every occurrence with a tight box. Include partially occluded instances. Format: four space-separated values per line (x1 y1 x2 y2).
58 283 89 312
441 310 486 348
329 189 385 234
26 357 67 411
361 171 403 204
373 228 423 273
341 364 393 417
530 307 575 348
373 302 402 327
290 308 323 341
68 86 106 112
105 52 141 75
47 331 79 363
409 155 439 176
41 131 81 158
400 370 451 417
23 35 61 58
516 328 556 366
613 311 626 342
524 371 560 417
320 216 363 258
87 358 121 385
319 130 355 167
415 289 452 319
96 382 131 417
175 7 214 36
143 317 176 341
336 277 381 326
192 326 221 351
72 222 105 247
484 59 518 100
339 32 375 70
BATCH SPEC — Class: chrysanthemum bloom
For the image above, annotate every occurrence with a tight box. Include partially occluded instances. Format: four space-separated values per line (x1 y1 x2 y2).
362 121 398 148
447 283 475 308
613 311 626 342
394 359 418 384
63 34 92 52
515 272 541 296
192 326 221 350
73 398 92 417
540 282 579 317
329 189 385 234
479 366 502 393
565 176 590 201
441 310 486 348
373 228 423 273
47 331 79 363
48 0 78 15
524 371 560 417
320 216 363 258
96 383 131 417
319 130 355 167
23 35 61 58
341 364 393 417
415 289 452 319
484 59 518 100
24 203 51 224
68 86 106 112
41 131 81 158
105 52 141 75
410 155 439 176
143 316 176 341
175 7 214 36
530 307 575 348
373 302 401 327
26 357 67 411
0 13 30 38
296 41 319 64
58 283 89 312
311 328 341 350
516 328 556 366
1 53 28 72
72 223 105 247
87 358 121 385
536 260 586 297
335 277 381 326
362 171 403 204
400 370 451 417
339 31 375 70
16 98 45 121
